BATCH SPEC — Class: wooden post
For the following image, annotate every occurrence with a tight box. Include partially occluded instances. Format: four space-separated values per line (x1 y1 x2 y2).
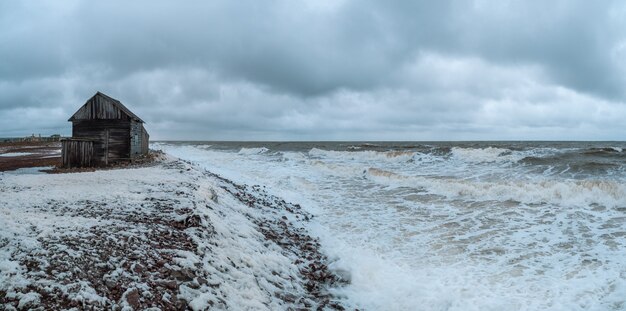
105 129 109 166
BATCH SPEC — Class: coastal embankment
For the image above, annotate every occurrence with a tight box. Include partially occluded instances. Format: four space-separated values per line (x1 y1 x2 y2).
0 156 348 310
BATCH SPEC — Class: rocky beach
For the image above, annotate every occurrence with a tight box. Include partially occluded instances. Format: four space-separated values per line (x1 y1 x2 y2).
0 154 348 310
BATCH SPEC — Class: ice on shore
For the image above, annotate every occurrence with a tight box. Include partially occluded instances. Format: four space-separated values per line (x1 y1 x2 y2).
0 158 339 310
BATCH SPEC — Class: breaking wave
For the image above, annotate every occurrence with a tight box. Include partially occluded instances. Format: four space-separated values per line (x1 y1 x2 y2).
364 169 626 208
308 148 416 163
450 147 519 163
156 141 626 311
238 147 270 155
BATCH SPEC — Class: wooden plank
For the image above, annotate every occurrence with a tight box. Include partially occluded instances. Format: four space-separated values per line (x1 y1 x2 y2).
62 140 94 168
71 120 129 165
70 93 137 121
105 129 109 165
141 126 149 155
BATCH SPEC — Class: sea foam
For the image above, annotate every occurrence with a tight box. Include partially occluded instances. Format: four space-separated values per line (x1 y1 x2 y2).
156 142 626 311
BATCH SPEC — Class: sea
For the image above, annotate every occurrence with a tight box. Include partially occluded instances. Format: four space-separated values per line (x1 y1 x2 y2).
154 141 626 311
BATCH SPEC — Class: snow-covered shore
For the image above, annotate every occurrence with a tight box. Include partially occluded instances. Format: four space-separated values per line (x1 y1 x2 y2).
0 157 347 310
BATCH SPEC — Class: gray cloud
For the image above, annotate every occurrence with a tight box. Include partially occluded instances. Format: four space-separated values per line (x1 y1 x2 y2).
0 0 625 140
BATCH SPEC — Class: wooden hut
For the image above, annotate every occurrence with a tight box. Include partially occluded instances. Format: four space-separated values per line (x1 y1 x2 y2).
62 92 149 168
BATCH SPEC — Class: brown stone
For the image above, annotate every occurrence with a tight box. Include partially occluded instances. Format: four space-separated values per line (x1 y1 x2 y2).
126 289 140 309
161 280 178 290
133 264 144 273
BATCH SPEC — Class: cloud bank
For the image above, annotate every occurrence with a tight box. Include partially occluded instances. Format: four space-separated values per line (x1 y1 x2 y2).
1 0 625 140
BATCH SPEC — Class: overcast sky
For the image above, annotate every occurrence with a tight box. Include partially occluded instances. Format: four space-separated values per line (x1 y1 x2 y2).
1 1 625 140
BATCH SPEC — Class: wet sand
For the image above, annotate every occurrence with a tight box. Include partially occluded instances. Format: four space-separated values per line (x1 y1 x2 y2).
0 141 61 172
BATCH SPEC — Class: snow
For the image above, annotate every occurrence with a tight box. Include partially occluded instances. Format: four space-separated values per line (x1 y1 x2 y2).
0 158 344 309
17 291 40 309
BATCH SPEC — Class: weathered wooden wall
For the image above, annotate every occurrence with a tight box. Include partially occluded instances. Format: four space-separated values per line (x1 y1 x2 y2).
62 140 94 168
72 120 130 165
130 121 150 156
65 92 149 167
141 126 149 155
130 121 142 156
70 94 133 121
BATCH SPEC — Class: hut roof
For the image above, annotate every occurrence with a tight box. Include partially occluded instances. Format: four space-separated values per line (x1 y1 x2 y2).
68 92 145 123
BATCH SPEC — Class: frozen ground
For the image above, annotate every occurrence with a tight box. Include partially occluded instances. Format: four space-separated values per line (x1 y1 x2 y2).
0 157 346 310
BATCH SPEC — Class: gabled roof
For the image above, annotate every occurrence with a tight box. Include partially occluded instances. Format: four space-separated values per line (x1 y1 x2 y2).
68 92 145 123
